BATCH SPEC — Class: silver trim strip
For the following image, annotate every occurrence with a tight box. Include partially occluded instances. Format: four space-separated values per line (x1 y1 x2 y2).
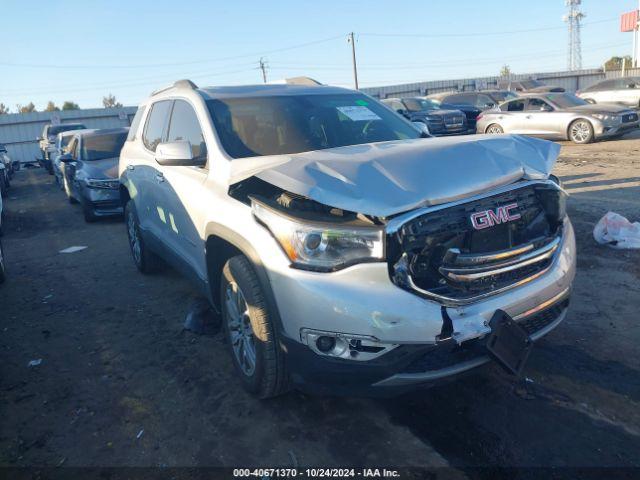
449 242 535 266
440 237 560 282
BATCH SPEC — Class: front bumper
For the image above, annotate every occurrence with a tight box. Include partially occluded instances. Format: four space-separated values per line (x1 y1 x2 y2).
80 185 123 215
265 218 576 394
594 120 640 139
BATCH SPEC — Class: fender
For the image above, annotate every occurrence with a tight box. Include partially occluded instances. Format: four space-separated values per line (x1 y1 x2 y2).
204 222 289 340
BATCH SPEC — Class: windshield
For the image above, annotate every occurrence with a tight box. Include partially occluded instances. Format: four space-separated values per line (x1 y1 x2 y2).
546 93 588 108
206 94 420 159
402 98 439 112
81 132 127 161
521 80 543 89
48 124 86 137
490 91 518 102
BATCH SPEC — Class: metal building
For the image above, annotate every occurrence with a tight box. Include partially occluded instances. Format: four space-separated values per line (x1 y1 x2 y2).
0 107 137 164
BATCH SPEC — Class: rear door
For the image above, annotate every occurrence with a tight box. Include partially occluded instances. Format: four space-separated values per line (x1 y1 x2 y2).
498 99 528 133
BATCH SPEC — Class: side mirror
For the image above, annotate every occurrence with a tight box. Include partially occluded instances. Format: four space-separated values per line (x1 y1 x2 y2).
484 103 496 109
411 122 430 137
155 141 205 166
396 108 409 117
59 153 73 163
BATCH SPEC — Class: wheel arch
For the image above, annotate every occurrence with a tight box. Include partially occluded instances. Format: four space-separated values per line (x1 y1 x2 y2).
204 223 287 337
566 117 594 140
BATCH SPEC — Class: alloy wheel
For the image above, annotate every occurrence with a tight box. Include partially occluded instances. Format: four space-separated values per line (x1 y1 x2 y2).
487 125 503 134
570 121 591 143
225 281 256 376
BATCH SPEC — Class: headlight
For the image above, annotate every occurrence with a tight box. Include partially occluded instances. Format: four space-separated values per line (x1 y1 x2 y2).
592 113 620 123
251 198 385 271
86 178 120 189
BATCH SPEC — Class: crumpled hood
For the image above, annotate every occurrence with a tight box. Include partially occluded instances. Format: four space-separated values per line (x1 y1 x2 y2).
229 134 560 217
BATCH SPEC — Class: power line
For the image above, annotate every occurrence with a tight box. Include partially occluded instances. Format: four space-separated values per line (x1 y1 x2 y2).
0 35 344 70
359 17 616 38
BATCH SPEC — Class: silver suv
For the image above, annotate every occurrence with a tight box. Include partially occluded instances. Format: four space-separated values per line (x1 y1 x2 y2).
119 79 576 398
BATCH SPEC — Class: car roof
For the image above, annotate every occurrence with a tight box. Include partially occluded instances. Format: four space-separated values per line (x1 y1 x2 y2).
199 84 354 100
72 127 129 138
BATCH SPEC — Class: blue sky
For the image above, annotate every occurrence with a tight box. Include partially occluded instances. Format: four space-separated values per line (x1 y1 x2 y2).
0 0 636 110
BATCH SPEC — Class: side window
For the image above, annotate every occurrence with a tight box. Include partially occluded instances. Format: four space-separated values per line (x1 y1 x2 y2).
475 94 495 108
68 138 79 159
127 106 147 142
526 98 551 111
504 100 526 112
166 100 207 158
143 100 172 152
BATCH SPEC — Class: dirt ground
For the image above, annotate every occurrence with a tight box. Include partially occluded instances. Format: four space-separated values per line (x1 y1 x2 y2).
0 133 639 477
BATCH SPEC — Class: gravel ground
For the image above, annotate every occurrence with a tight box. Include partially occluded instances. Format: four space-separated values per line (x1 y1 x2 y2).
0 134 639 478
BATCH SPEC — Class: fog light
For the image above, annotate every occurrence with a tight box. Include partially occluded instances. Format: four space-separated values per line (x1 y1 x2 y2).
316 336 336 352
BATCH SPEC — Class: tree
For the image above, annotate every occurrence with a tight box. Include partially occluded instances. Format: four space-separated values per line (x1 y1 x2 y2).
45 101 60 112
102 93 123 109
16 102 36 113
500 65 512 77
604 55 633 71
62 101 80 111
0 103 9 115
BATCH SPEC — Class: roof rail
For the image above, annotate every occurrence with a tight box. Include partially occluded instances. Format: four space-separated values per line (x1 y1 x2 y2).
151 79 198 96
285 76 323 86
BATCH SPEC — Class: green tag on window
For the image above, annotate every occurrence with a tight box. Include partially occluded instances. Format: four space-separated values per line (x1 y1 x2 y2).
355 99 369 106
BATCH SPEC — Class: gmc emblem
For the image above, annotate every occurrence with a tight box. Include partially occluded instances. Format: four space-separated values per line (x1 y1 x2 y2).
470 203 521 230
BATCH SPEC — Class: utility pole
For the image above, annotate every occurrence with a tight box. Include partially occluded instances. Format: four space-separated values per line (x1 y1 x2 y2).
348 32 359 90
259 57 268 83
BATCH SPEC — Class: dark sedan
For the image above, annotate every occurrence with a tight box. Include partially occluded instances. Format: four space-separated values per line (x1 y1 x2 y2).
381 97 471 136
59 128 128 222
424 93 484 132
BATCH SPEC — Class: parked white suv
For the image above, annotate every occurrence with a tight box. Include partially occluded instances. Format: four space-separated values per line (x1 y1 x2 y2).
119 80 576 398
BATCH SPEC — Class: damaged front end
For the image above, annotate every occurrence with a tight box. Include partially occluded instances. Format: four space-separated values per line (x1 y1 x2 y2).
386 179 568 307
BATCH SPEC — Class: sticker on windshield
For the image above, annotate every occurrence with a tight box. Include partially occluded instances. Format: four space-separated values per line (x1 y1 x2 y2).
336 105 380 121
355 99 369 106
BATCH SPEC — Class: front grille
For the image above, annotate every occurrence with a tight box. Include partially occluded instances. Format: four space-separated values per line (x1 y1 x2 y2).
388 183 565 304
622 113 638 123
401 298 569 374
444 114 465 126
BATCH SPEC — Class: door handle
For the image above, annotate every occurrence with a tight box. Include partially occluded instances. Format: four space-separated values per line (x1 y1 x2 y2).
525 115 532 119
127 165 135 171
155 172 165 183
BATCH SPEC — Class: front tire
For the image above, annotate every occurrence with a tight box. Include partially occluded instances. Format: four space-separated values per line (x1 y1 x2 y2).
569 119 594 144
486 124 504 134
221 255 288 399
124 201 162 273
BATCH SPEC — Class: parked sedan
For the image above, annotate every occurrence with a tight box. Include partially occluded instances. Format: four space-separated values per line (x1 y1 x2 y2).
52 130 83 189
497 79 565 93
477 93 640 144
381 97 470 135
577 76 640 108
60 128 128 222
38 123 86 174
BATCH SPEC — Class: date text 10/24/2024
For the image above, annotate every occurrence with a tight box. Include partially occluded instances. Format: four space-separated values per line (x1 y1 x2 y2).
233 468 400 478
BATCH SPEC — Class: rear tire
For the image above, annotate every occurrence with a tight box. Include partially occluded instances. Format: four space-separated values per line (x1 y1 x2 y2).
486 124 504 134
221 255 289 399
0 239 6 284
125 201 163 274
568 119 594 144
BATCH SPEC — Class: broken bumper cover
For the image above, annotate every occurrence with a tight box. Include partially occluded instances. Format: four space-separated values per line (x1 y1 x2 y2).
268 218 575 394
